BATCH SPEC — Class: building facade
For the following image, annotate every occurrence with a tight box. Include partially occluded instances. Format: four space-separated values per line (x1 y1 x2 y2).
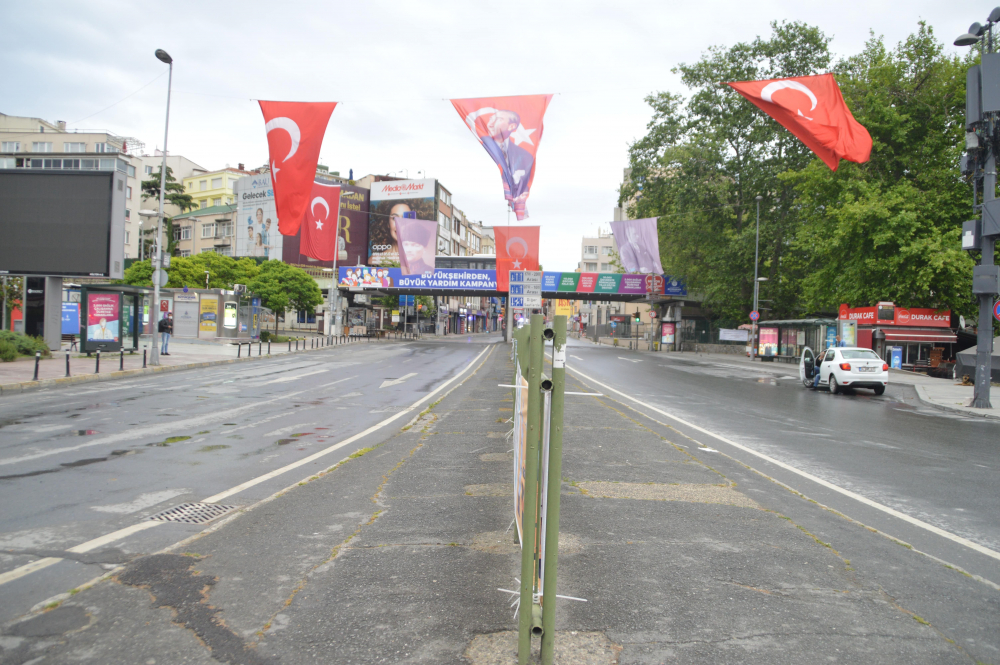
182 167 248 211
170 204 237 257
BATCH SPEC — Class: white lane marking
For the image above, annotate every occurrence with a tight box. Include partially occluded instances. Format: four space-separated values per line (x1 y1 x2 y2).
570 355 584 361
0 346 494 588
379 373 418 389
315 376 356 389
264 423 316 438
0 391 304 468
91 489 190 514
617 357 642 363
568 367 1000 564
263 369 328 385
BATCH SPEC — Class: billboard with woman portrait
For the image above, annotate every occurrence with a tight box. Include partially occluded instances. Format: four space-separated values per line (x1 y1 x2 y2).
368 179 436 266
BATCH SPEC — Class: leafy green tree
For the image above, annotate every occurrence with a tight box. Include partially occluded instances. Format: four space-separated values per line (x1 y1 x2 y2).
621 21 831 321
121 260 154 287
141 166 195 256
122 254 260 289
248 260 324 333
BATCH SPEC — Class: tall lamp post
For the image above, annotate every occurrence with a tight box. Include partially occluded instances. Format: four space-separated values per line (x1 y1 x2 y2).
150 48 173 367
955 13 999 408
751 195 763 359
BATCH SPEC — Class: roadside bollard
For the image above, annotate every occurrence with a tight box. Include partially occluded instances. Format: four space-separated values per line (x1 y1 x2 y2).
65 351 70 377
288 340 291 352
143 349 147 368
295 339 299 351
96 350 101 374
119 348 124 371
237 343 242 358
33 352 40 381
267 341 271 355
258 341 262 356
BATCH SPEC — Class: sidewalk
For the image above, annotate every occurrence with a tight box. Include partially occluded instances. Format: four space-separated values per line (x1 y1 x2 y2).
1 343 982 663
0 335 374 396
577 336 1000 420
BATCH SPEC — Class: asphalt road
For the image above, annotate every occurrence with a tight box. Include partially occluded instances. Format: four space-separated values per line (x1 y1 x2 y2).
564 337 1000 585
0 336 495 625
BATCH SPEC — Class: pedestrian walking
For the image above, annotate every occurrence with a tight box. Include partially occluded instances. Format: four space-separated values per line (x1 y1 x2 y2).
158 312 173 356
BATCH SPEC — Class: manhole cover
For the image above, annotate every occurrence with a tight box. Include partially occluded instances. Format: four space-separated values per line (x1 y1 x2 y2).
147 502 239 524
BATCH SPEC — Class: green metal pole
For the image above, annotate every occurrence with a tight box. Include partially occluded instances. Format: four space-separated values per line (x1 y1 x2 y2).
540 315 566 664
518 314 544 664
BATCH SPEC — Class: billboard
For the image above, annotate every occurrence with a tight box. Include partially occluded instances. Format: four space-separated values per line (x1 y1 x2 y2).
0 170 125 278
339 266 496 290
368 179 436 266
86 293 120 342
234 174 282 260
283 182 369 267
538 272 687 297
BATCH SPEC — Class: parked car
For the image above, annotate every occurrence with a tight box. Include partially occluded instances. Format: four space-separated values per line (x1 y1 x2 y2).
798 346 889 395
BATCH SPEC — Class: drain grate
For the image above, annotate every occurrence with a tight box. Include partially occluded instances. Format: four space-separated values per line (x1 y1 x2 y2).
147 502 239 525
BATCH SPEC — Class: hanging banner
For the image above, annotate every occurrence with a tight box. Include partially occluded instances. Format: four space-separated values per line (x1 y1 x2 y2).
494 226 540 291
339 266 495 290
450 95 553 220
368 179 436 266
234 174 281 260
299 181 342 261
396 218 438 275
727 74 871 171
610 218 664 274
258 100 337 235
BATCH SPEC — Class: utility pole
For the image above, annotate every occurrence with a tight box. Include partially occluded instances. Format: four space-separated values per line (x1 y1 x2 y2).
752 195 763 359
150 48 173 367
956 14 1000 408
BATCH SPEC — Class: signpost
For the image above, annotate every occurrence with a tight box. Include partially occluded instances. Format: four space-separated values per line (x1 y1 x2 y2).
994 299 1000 322
749 310 759 321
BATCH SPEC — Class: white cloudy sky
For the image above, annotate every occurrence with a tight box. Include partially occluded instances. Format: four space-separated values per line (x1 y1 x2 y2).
3 1 986 270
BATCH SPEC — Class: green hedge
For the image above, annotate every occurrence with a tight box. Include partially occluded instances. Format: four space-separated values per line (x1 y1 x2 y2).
0 331 51 361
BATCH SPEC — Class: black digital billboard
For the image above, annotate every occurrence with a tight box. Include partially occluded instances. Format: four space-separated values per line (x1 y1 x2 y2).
0 169 125 277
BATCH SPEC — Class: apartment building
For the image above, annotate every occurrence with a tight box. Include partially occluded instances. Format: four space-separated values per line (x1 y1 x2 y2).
479 226 495 255
170 204 237 257
183 166 249 210
577 228 618 273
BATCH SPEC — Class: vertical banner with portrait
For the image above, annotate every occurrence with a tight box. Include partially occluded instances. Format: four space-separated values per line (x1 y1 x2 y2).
396 218 438 275
283 182 369 267
86 293 120 342
368 179 436 266
234 174 283 260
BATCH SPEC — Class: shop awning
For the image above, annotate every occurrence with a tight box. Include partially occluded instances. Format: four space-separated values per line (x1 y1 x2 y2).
883 330 957 343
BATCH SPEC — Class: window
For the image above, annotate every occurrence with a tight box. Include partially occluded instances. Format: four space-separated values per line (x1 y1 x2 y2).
32 142 53 152
94 143 117 153
179 249 191 257
116 159 127 173
600 263 610 271
602 246 612 255
216 246 233 257
199 200 206 209
127 164 136 178
585 262 598 271
100 158 115 170
63 142 86 153
201 248 216 254
438 212 450 228
126 185 132 199
202 223 215 238
583 245 598 258
216 221 232 237
213 198 221 207
453 240 459 255
173 227 182 241
145 165 153 174
125 208 131 220
181 226 192 240
438 189 451 206
2 142 20 152
125 230 130 244
200 180 207 191
211 177 222 189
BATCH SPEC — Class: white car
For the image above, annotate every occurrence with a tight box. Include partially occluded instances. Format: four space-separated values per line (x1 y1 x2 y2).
799 346 889 395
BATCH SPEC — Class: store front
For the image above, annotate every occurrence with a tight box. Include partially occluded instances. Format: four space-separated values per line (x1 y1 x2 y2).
838 303 956 370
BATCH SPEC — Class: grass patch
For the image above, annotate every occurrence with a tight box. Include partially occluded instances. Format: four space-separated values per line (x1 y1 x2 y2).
349 446 376 459
44 601 61 610
68 588 80 596
197 445 229 453
163 436 191 444
913 615 930 626
197 430 210 435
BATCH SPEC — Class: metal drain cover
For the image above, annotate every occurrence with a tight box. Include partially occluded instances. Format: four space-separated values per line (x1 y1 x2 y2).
147 502 239 525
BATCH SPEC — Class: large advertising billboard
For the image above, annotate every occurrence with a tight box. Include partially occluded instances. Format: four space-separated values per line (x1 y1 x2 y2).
339 266 496 290
234 174 282 260
283 182 369 267
368 179 436 266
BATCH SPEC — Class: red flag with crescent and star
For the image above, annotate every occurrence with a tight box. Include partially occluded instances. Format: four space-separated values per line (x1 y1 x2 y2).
259 101 337 236
726 74 871 171
450 95 552 220
299 180 342 262
494 226 540 291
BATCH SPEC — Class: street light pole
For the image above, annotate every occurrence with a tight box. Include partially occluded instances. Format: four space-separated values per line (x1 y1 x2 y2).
751 195 763 359
150 48 173 367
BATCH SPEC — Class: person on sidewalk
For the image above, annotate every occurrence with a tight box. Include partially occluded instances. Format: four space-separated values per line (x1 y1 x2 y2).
158 312 173 356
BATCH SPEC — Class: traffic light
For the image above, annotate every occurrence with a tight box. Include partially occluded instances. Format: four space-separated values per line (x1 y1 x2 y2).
634 311 640 324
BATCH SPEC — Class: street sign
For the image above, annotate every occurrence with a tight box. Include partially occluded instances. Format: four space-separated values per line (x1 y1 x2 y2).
648 311 656 319
750 310 759 321
510 270 541 308
994 299 1000 322
645 274 664 295
153 269 168 287
610 321 617 329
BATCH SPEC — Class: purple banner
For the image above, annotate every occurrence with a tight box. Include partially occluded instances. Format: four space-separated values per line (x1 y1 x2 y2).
610 217 664 275
618 274 647 294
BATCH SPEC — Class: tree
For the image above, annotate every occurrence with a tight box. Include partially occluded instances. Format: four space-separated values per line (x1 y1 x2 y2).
121 254 260 290
141 166 195 256
248 260 324 333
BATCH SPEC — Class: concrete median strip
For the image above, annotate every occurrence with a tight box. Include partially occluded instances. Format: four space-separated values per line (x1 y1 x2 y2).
575 481 760 508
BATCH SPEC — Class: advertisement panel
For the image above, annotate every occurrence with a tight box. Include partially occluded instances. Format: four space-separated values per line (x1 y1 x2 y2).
234 174 282 260
199 298 218 334
661 322 676 345
536 272 686 297
284 182 370 267
61 302 79 335
719 328 749 342
368 179 436 266
555 299 572 316
838 303 950 328
86 293 119 342
223 302 238 329
758 327 778 357
339 266 496 290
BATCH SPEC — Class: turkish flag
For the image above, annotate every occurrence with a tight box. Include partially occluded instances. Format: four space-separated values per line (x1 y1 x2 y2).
450 95 552 220
299 180 342 262
494 226 540 291
259 101 337 236
727 74 871 171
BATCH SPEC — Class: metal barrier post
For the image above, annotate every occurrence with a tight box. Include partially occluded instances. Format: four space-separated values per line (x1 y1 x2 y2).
259 341 262 356
143 349 147 368
237 343 241 358
33 352 40 381
268 341 271 355
119 348 124 371
95 350 100 374
540 315 567 664
518 315 544 664
66 351 71 377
